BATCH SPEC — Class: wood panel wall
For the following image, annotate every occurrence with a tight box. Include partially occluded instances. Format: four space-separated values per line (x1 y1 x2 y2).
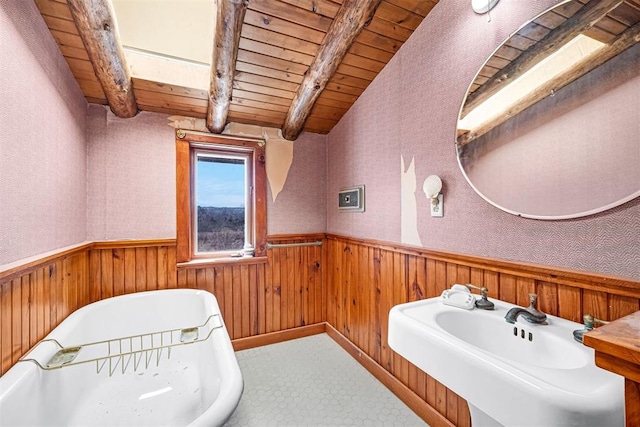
2 233 639 427
0 248 89 376
325 234 640 427
0 235 325 376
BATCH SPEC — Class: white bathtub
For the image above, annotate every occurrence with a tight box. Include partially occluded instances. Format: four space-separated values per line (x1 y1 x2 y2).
0 289 243 426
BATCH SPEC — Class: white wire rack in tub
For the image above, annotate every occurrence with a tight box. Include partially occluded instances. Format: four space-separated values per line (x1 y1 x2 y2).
18 314 223 377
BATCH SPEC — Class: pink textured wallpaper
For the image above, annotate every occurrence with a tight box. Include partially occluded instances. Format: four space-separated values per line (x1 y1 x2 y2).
87 106 327 239
267 132 327 234
327 0 640 280
0 1 88 266
87 106 176 240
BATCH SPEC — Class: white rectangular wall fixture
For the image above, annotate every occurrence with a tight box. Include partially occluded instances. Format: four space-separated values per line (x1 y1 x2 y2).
338 186 365 212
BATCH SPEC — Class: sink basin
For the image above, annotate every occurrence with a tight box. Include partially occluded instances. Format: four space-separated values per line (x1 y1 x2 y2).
388 297 624 427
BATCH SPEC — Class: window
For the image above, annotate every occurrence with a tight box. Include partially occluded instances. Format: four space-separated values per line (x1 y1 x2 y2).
176 131 266 263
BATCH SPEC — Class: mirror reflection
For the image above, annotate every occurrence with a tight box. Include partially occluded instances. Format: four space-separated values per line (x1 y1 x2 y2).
457 0 640 219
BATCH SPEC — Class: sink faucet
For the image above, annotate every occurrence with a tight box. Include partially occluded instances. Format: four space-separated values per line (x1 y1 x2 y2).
505 293 547 324
573 314 609 343
464 283 494 310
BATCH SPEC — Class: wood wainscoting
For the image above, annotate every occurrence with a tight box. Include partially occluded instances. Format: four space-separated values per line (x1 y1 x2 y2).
0 234 326 376
0 246 90 375
325 234 640 427
2 233 639 427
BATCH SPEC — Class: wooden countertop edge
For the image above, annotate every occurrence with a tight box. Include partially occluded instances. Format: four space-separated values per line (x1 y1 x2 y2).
583 310 640 369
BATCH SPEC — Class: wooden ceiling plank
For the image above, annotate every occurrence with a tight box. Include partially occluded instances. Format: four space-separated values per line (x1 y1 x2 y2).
516 21 552 42
485 56 511 70
375 1 424 31
610 2 640 26
49 29 86 49
505 34 537 51
329 72 371 89
493 44 524 62
594 15 631 36
533 11 567 31
231 97 290 113
366 16 412 42
65 57 96 74
229 104 287 120
309 105 349 121
235 71 300 92
237 50 309 75
67 0 138 118
134 91 209 109
583 26 617 43
314 95 355 110
383 0 437 17
317 89 359 105
35 0 74 21
247 0 333 32
233 81 295 99
554 1 584 19
324 81 365 96
86 97 108 105
135 97 208 112
41 14 79 34
243 9 325 44
131 79 209 100
138 104 207 118
461 0 625 119
304 115 339 128
235 64 302 87
349 42 394 63
278 0 341 19
239 38 315 66
282 0 382 140
241 24 319 56
232 89 293 107
227 112 284 128
77 78 106 98
342 53 386 73
335 63 377 81
356 29 402 53
58 44 90 61
207 0 248 133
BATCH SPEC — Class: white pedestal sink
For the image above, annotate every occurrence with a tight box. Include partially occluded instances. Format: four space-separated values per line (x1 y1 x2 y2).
388 297 624 427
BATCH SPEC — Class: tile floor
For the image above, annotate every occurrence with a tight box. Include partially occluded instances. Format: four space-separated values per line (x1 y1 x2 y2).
223 334 427 427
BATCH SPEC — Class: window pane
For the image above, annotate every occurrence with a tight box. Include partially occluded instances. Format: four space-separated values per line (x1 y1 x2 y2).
196 155 246 253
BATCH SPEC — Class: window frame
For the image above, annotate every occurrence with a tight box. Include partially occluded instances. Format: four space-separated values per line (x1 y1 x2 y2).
176 130 267 264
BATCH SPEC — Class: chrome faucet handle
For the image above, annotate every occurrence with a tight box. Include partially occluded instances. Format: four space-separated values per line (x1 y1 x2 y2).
526 293 546 320
464 284 494 310
573 314 609 343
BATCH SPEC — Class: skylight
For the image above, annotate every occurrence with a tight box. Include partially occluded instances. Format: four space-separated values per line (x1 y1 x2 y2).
111 0 216 90
458 34 606 134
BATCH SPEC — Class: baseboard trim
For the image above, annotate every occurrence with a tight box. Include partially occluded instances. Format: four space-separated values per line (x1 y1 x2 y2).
325 324 455 427
232 323 327 351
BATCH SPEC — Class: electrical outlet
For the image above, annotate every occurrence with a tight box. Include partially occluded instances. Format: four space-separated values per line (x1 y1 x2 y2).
430 194 443 217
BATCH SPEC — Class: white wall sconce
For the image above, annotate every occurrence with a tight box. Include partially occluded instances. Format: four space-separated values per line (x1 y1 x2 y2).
472 0 499 14
423 175 443 217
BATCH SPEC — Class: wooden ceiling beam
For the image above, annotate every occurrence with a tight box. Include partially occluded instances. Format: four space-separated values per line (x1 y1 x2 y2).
281 0 383 141
206 0 248 133
457 21 640 147
67 0 138 118
461 0 625 119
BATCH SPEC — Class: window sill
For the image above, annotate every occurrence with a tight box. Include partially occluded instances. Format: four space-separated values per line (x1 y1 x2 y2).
177 256 267 269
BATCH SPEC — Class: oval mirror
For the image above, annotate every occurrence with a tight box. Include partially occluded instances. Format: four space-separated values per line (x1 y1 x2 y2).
456 0 640 219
